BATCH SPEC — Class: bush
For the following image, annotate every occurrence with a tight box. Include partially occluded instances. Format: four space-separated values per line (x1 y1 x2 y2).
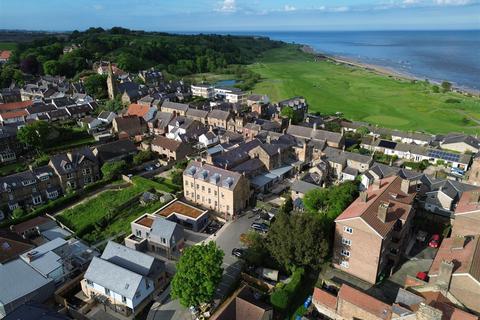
133 150 154 166
270 267 305 310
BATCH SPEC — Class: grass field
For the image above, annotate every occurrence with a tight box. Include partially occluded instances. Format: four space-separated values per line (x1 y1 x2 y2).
57 176 180 244
0 42 16 51
249 46 480 134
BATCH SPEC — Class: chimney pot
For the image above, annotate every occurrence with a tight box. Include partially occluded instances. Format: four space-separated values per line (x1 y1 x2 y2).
401 179 411 194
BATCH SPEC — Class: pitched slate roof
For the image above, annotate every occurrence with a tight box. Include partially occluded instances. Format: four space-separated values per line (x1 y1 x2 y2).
291 180 319 194
151 135 184 151
208 109 230 121
161 101 189 112
49 147 98 175
84 257 144 299
93 140 137 162
186 108 208 118
101 241 154 277
149 218 182 244
441 133 480 149
0 229 34 264
287 124 343 144
336 176 416 238
184 160 244 190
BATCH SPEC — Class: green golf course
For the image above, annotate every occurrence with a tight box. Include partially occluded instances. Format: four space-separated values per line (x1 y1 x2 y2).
249 46 480 134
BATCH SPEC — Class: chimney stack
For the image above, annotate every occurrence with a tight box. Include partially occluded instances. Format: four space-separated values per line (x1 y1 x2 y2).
401 179 411 194
372 179 381 190
436 260 454 293
378 201 389 223
469 191 480 204
416 303 443 320
451 236 465 250
266 135 271 144
360 191 368 202
313 122 317 131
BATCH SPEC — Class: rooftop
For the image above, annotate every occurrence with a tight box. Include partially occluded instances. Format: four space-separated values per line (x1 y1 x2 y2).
155 200 207 220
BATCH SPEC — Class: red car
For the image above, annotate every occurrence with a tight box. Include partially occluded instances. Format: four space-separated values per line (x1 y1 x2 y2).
416 272 428 281
428 234 441 248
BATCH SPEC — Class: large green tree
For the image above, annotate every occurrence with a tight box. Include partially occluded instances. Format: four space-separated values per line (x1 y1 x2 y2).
267 213 329 270
303 182 358 220
100 160 127 180
84 74 108 99
17 121 58 152
171 242 224 307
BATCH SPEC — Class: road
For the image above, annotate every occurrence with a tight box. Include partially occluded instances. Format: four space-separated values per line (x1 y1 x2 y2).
147 212 256 320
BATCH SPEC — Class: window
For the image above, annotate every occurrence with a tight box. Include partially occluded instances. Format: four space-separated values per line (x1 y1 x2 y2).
87 279 93 286
162 238 166 244
214 190 217 196
202 186 205 191
146 280 151 289
66 173 74 180
105 288 111 296
208 198 211 204
122 296 127 303
196 184 199 189
340 249 350 257
83 168 91 175
221 193 224 199
344 226 353 234
342 238 352 246
185 191 189 196
84 176 92 184
136 229 142 237
226 205 230 212
340 261 349 268
190 182 194 188
208 188 211 194
32 195 42 205
185 181 188 186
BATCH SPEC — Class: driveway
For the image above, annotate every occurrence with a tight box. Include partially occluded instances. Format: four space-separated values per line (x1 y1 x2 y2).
147 211 256 320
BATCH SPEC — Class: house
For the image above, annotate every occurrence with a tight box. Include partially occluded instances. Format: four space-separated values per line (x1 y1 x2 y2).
10 216 58 240
0 109 28 124
322 147 373 179
199 131 219 148
126 103 157 122
138 68 163 86
391 130 433 145
65 104 93 119
112 116 148 138
97 111 117 125
210 284 273 320
278 97 308 122
452 189 480 236
160 101 189 116
0 229 35 264
49 147 100 192
333 176 417 284
153 199 210 232
166 116 207 142
290 179 318 202
46 108 69 122
225 90 247 104
421 179 476 217
191 84 214 99
3 302 70 320
19 238 71 284
440 133 480 154
208 109 231 129
467 154 480 186
247 94 269 107
0 166 62 211
125 214 185 259
186 108 209 124
81 243 158 316
151 136 194 161
79 116 102 132
92 139 138 164
427 235 480 314
0 87 21 104
149 111 174 135
183 161 251 219
287 123 344 148
0 259 55 318
0 125 23 164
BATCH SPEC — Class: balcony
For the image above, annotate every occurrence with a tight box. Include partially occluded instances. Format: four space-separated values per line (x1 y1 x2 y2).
124 234 147 251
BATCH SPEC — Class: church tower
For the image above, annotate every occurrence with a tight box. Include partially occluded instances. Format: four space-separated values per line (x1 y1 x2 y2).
107 62 117 100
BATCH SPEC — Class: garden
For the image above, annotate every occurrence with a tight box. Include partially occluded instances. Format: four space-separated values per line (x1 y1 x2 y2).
57 176 180 244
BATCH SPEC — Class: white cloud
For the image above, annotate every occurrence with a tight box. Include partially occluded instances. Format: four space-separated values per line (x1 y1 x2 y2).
433 0 471 4
216 0 236 13
284 5 296 12
330 6 350 12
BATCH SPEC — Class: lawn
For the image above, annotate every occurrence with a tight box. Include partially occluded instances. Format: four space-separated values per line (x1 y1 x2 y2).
0 42 17 51
249 46 480 134
0 162 28 176
57 176 180 244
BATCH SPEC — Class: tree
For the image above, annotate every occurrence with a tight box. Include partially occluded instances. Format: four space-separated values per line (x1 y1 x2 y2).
12 207 26 219
101 160 126 180
356 126 370 136
169 170 183 186
432 85 440 93
280 106 302 124
267 213 329 269
441 81 452 92
84 74 108 99
279 195 293 215
133 150 154 166
43 60 60 75
325 121 341 133
171 242 224 307
17 121 57 151
303 188 328 212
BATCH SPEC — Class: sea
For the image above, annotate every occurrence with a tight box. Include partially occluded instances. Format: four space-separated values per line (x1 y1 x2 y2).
225 30 480 92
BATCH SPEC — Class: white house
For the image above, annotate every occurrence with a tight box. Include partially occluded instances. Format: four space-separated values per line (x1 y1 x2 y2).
226 91 247 104
97 111 117 125
81 241 161 317
191 84 214 99
199 131 219 148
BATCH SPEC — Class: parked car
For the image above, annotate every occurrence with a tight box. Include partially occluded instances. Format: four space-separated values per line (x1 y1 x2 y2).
145 165 155 172
416 271 429 281
231 248 245 258
428 234 441 248
251 222 269 233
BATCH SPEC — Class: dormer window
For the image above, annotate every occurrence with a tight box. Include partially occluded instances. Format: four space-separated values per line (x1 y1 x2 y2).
64 163 72 170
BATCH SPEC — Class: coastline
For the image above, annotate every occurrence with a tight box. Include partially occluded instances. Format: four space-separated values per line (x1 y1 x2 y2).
300 45 480 96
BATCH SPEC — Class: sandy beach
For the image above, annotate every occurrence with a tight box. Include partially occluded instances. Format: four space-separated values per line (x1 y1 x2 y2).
300 45 479 96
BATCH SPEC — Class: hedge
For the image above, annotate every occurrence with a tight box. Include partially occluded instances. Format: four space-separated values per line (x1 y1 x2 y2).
270 267 305 310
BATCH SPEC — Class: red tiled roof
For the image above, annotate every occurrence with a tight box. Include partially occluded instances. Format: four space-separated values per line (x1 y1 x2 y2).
313 287 337 310
429 235 480 282
0 50 12 60
455 189 480 215
338 285 392 319
335 176 416 238
127 103 150 118
0 109 28 120
0 100 33 113
418 291 478 320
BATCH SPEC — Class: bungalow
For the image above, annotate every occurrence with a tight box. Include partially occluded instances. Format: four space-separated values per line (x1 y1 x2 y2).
391 130 433 146
440 133 480 154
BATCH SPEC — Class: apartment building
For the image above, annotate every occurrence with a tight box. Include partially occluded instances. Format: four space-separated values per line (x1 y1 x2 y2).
333 176 417 284
191 84 214 99
183 161 250 219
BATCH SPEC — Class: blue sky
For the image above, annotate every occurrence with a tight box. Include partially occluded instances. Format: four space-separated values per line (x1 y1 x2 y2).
0 0 479 31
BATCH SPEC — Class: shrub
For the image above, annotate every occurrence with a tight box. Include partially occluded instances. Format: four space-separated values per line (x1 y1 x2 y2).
270 267 305 311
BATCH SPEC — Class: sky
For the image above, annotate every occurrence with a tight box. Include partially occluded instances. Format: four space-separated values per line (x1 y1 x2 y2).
0 0 479 31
